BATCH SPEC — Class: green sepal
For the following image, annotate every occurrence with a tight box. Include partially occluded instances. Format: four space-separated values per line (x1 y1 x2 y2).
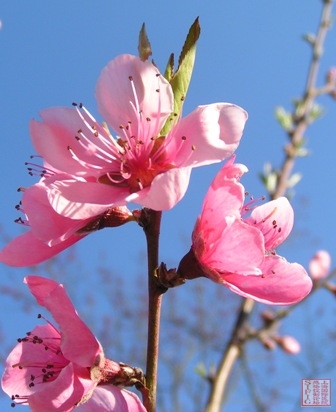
161 17 201 135
138 23 152 61
163 53 174 83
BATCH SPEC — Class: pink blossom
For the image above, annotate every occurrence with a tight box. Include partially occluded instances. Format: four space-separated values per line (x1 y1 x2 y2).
1 276 145 412
309 250 331 280
178 157 312 305
30 54 247 217
0 170 133 267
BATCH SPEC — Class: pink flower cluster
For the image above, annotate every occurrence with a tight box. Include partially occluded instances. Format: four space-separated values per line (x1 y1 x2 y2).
178 157 312 305
0 54 247 267
1 276 145 412
0 46 314 412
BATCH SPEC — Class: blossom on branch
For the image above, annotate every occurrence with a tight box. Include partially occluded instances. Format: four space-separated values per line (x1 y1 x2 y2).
30 54 247 216
178 157 312 305
1 276 145 412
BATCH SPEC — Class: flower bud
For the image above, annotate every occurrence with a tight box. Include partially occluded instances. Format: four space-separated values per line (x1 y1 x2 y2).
326 67 336 84
309 250 331 280
276 335 301 354
260 309 276 323
260 336 277 351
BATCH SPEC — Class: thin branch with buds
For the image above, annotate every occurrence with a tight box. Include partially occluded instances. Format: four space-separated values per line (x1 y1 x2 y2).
205 1 334 411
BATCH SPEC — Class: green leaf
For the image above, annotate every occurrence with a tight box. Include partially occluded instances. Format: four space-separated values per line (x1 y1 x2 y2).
259 162 278 194
195 363 207 378
302 33 316 46
287 172 302 189
138 23 152 61
274 106 293 132
308 103 324 122
161 17 201 135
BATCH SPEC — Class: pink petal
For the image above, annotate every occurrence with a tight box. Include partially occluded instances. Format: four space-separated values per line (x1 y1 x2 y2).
76 386 146 412
207 156 248 192
2 324 64 399
198 218 265 277
169 104 247 167
246 197 294 250
28 363 95 412
46 180 129 219
96 54 173 138
25 276 101 366
223 255 312 305
136 167 192 210
30 107 110 176
0 231 83 267
197 159 247 246
23 183 90 245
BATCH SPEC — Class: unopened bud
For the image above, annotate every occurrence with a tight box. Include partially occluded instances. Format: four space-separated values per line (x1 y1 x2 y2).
326 67 336 84
309 250 331 280
260 336 277 351
260 309 276 323
276 335 301 354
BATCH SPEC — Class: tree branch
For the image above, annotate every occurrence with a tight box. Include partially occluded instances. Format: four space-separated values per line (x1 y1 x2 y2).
204 2 334 410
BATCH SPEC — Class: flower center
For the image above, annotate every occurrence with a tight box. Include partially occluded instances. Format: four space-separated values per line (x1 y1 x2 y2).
69 70 194 194
71 102 176 193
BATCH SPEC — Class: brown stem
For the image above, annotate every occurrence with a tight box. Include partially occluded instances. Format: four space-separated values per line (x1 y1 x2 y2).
141 209 165 412
205 2 334 411
205 298 254 412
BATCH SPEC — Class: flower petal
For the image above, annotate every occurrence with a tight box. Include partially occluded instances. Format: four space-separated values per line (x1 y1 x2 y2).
30 107 110 176
23 183 91 245
197 218 265 277
136 166 192 210
76 386 146 412
1 324 64 399
96 54 173 138
0 231 83 267
169 103 247 167
46 180 129 219
28 363 94 412
223 255 312 305
25 276 101 366
246 197 294 250
196 158 247 246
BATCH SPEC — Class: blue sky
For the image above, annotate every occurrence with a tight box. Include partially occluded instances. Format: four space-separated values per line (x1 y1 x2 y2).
0 1 336 411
